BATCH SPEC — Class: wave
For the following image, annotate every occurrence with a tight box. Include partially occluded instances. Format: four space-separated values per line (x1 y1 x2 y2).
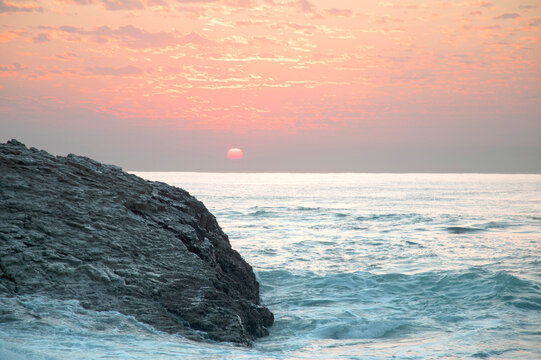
314 319 408 340
295 206 321 211
249 209 275 217
445 221 515 234
243 208 440 224
259 268 538 295
245 206 287 217
0 296 161 336
445 226 484 234
405 240 424 247
356 213 434 224
258 267 540 342
482 221 511 229
1 268 538 359
245 206 354 220
233 209 527 235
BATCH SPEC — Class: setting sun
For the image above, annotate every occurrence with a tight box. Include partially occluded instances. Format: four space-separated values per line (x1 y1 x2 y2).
227 148 243 160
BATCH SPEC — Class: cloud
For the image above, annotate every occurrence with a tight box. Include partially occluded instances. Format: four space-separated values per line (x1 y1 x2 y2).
463 24 501 30
324 8 352 17
223 0 254 6
181 32 215 45
59 0 143 10
0 62 22 71
473 0 493 7
519 4 540 9
278 22 316 31
32 33 51 43
527 17 541 27
493 13 521 20
101 0 143 10
0 62 23 77
379 3 418 9
55 52 79 60
96 25 177 48
60 0 257 9
260 0 317 14
0 30 24 43
43 25 212 49
235 20 256 26
252 35 279 45
298 0 313 13
219 35 248 45
57 25 81 33
86 65 144 76
0 0 42 13
375 16 404 24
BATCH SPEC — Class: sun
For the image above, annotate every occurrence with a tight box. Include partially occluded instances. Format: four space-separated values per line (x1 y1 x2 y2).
227 148 244 160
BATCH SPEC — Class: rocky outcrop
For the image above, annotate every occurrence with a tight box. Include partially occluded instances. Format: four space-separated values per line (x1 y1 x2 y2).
0 139 273 345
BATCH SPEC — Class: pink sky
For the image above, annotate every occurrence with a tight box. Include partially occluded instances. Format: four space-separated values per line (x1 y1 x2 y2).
1 0 540 171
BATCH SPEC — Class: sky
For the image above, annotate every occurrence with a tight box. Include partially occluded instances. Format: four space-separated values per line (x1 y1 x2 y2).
1 0 540 172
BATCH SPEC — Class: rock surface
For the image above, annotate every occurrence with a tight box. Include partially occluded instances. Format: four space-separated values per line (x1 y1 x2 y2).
0 139 273 345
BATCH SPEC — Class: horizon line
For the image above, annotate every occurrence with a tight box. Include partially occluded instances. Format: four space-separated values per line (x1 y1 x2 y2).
129 170 541 175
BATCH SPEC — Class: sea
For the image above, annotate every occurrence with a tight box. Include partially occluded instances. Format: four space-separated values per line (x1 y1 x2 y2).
1 173 540 359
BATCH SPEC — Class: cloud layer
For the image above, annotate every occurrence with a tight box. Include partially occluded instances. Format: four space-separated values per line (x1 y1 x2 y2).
1 0 540 171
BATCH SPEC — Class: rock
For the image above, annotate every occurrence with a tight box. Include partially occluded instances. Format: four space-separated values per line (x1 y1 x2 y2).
0 140 273 345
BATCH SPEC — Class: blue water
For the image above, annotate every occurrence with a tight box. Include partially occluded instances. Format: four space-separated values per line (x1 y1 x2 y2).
1 173 540 359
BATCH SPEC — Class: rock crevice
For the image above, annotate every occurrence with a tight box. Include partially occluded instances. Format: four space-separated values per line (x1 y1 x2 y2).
0 139 273 345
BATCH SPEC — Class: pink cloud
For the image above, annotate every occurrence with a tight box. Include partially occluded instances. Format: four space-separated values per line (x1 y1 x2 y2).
86 65 144 76
527 17 541 27
324 8 352 17
0 0 42 13
375 16 404 24
98 25 177 48
59 0 142 10
1 0 540 148
473 0 493 8
101 0 143 10
298 0 313 13
32 33 51 43
55 52 79 60
181 32 215 45
0 62 22 71
463 24 501 30
223 0 254 7
0 30 24 43
0 62 23 77
175 0 255 7
379 3 418 9
40 24 212 48
519 4 541 9
493 13 521 20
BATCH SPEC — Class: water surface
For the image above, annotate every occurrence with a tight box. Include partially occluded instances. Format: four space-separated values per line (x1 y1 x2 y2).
2 173 540 359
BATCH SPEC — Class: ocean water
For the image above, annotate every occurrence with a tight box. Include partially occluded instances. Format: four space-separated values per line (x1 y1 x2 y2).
1 173 540 359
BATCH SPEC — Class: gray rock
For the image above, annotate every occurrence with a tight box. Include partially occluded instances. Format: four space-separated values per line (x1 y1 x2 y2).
0 139 273 345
